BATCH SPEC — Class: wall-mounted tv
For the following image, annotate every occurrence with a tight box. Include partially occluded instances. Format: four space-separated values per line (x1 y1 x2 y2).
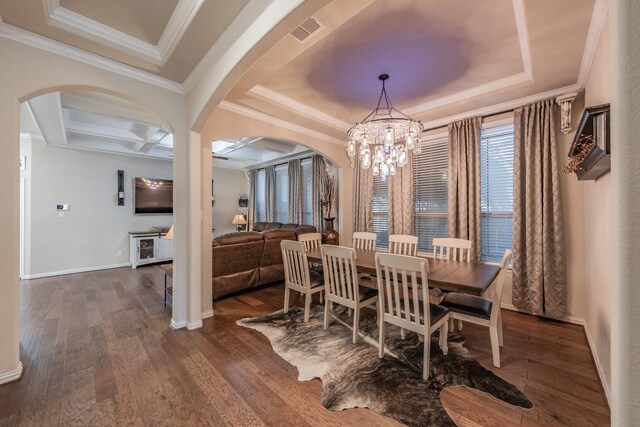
134 177 173 214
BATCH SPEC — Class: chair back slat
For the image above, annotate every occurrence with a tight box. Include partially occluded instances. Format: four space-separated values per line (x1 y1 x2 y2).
432 237 472 262
389 234 419 256
375 253 430 329
353 232 377 251
281 240 311 290
321 245 360 304
298 232 322 250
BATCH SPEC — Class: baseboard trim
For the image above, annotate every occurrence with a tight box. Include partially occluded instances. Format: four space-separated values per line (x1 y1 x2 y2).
187 320 203 330
201 309 214 319
170 319 187 330
22 263 131 279
500 302 611 408
0 362 23 385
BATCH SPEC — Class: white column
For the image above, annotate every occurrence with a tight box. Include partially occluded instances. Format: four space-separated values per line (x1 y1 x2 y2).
0 97 23 385
201 139 213 319
611 0 640 424
170 130 203 331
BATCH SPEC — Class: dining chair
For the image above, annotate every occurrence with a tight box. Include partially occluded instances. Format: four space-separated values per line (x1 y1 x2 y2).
439 249 512 368
375 253 450 380
432 237 472 262
321 245 379 343
389 234 419 256
298 232 324 279
298 232 322 250
352 232 377 251
281 240 325 322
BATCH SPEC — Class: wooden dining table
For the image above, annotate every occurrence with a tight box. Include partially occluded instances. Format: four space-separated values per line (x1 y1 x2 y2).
306 247 501 296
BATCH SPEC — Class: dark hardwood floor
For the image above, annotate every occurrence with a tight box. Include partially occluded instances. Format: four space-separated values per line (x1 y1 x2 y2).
0 265 610 426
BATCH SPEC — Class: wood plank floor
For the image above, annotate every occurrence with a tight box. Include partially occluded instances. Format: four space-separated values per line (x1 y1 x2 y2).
0 265 610 426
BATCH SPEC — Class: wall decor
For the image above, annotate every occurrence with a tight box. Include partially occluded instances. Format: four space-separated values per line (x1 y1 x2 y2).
117 170 125 206
565 104 610 180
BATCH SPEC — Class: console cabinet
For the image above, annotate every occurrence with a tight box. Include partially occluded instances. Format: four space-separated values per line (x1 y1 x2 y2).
129 232 173 268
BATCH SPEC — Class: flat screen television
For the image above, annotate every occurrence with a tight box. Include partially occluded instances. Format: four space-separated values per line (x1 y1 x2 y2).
134 177 173 214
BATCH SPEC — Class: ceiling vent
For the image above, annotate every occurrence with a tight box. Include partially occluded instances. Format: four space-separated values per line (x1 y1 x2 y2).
290 17 322 43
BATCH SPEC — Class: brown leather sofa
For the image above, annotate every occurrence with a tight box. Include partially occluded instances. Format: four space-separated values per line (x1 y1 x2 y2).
252 222 317 234
212 224 317 300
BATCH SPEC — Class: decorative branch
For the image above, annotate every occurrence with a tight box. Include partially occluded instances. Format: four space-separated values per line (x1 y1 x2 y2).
320 172 335 219
563 135 595 174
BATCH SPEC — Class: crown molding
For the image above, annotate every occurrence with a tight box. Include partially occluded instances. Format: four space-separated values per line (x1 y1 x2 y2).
419 83 582 131
0 22 185 94
182 0 273 91
249 85 352 131
157 0 204 61
219 100 344 145
45 0 202 66
577 0 609 87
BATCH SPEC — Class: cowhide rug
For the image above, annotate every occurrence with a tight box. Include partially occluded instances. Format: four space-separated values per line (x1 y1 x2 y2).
237 305 532 427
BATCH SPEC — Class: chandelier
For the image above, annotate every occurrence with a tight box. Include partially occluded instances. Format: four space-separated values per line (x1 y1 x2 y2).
346 74 424 176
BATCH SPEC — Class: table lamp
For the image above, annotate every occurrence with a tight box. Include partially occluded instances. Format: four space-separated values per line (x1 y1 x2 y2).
232 214 247 231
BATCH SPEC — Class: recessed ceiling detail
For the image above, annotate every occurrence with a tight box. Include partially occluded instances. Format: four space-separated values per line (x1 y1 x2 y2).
45 0 203 65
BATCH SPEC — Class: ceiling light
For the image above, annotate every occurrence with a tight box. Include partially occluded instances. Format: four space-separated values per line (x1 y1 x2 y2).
346 74 424 177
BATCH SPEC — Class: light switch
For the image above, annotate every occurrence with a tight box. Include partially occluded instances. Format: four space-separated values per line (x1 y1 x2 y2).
56 204 70 211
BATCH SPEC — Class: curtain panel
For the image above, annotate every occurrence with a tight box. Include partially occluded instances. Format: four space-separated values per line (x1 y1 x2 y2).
288 159 303 223
248 169 257 226
448 117 482 261
352 154 374 232
265 165 276 222
512 98 566 317
388 151 414 235
312 155 325 230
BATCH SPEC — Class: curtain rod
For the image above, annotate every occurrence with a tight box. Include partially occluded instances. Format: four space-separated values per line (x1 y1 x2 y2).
420 108 516 134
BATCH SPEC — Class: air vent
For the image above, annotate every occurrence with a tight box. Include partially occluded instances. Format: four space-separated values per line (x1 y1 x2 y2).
290 17 323 43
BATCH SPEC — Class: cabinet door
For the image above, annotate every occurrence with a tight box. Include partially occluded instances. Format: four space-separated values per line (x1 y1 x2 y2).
139 238 156 260
158 237 173 260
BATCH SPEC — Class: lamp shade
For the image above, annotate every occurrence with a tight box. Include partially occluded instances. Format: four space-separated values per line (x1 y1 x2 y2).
164 225 174 240
232 214 247 225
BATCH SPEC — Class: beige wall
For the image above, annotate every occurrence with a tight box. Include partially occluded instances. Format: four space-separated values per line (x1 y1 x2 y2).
582 17 611 398
212 167 250 236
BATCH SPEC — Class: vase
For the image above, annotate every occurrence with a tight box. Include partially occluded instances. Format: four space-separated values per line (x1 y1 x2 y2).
322 217 339 245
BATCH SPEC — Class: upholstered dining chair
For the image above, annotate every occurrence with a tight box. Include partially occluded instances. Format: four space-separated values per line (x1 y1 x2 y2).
321 245 378 343
389 234 419 256
432 237 472 262
352 232 377 251
439 249 512 368
375 253 450 380
281 240 325 322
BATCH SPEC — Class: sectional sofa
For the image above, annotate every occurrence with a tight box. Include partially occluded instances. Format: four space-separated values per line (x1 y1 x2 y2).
212 222 316 299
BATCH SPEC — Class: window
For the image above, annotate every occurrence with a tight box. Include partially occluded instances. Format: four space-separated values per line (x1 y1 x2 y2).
275 164 289 223
480 124 514 262
301 159 313 225
256 169 266 222
413 137 449 253
372 175 388 248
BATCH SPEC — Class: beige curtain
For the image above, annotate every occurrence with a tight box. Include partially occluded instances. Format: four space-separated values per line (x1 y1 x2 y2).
311 155 325 230
448 117 482 261
352 154 374 232
288 159 303 223
512 99 566 317
388 152 414 234
265 165 276 222
248 169 257 226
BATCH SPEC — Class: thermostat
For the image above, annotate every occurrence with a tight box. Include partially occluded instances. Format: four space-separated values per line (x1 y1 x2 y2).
56 204 70 211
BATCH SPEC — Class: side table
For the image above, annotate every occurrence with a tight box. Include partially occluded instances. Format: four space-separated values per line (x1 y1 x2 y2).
161 263 173 307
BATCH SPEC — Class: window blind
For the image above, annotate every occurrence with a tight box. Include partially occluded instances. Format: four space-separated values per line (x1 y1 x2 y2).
301 159 313 225
413 136 449 253
372 175 388 248
480 123 514 262
256 169 266 222
275 164 289 223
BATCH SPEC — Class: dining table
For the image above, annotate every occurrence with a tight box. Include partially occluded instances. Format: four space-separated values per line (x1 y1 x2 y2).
305 247 501 296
